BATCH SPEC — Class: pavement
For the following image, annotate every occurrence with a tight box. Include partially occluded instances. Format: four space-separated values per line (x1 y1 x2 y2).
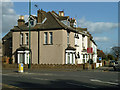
1 67 120 89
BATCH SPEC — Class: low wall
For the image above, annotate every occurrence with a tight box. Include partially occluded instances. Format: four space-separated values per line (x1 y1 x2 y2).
2 63 97 70
96 63 102 68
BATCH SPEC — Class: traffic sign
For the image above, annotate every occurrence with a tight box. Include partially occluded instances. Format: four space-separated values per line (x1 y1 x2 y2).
99 57 102 61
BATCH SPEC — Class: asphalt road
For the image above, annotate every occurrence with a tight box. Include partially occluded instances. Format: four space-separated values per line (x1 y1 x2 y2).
2 69 120 89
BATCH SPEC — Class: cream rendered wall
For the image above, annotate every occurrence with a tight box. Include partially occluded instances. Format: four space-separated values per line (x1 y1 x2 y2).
31 31 38 64
76 34 83 64
12 32 20 63
40 29 67 64
12 31 38 64
92 42 97 63
69 31 75 48
84 36 88 50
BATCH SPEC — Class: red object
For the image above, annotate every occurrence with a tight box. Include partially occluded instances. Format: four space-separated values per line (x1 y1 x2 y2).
87 48 93 53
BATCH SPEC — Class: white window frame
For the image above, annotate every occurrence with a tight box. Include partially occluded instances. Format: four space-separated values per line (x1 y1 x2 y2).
25 33 28 45
20 33 23 45
44 32 48 44
49 32 53 44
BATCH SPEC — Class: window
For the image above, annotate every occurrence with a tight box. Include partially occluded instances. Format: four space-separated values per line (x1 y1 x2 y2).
82 36 84 48
30 20 34 26
49 32 53 44
67 53 70 64
25 33 28 45
72 54 74 64
20 54 24 63
20 33 23 45
83 54 85 63
67 32 69 46
75 38 77 46
77 52 80 58
61 20 70 27
44 32 48 44
42 17 47 24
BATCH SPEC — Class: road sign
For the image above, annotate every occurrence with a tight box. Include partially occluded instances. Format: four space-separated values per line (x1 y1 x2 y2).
99 57 102 61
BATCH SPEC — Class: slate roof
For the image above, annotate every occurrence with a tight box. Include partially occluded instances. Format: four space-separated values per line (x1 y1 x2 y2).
11 11 76 32
16 46 30 51
10 10 96 46
65 45 76 50
2 31 12 40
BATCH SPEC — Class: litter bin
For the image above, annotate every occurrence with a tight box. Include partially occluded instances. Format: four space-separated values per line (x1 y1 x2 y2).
18 63 23 73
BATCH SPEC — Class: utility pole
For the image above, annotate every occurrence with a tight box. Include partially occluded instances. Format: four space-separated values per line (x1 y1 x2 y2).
28 0 31 69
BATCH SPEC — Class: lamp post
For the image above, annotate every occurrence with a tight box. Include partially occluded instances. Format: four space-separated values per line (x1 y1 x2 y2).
28 0 31 69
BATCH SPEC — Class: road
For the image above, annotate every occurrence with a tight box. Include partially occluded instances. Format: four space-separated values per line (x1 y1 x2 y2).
2 69 120 89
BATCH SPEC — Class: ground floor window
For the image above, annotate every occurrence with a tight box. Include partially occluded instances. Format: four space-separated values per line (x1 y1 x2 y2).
17 51 29 64
67 53 70 64
19 54 24 63
83 54 85 63
65 50 75 64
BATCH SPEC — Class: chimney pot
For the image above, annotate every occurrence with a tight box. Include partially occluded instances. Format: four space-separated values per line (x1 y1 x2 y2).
18 15 25 26
59 11 64 16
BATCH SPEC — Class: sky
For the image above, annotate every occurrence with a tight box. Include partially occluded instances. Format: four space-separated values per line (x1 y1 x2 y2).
1 0 119 53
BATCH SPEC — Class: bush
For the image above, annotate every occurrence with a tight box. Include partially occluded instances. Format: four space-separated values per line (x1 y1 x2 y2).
9 57 13 64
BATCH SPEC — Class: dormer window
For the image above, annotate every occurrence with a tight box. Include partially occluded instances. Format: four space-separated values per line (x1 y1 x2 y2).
30 20 34 26
61 20 70 27
42 17 47 24
74 33 79 39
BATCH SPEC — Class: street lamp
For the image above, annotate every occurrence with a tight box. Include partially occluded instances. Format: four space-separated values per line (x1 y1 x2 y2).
28 0 31 69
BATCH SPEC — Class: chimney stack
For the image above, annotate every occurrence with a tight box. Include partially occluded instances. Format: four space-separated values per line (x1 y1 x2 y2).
18 15 25 26
59 11 64 16
37 9 46 23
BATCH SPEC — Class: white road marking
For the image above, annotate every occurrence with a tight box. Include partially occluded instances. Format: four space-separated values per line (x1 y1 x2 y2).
67 82 96 88
2 74 18 77
33 77 51 81
90 79 119 85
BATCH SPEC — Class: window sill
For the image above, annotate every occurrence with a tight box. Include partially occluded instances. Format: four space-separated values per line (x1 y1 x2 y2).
43 43 53 45
20 44 29 46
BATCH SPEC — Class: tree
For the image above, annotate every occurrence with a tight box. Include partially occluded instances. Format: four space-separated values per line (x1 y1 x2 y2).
111 46 120 61
107 54 115 60
97 49 106 59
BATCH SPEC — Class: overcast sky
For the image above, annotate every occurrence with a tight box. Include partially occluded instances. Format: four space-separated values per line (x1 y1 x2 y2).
1 0 119 53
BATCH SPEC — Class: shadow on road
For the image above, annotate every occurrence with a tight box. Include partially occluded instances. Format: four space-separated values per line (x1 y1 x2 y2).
2 79 119 89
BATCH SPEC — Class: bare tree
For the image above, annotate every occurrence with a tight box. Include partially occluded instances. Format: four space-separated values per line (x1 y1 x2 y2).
111 46 120 61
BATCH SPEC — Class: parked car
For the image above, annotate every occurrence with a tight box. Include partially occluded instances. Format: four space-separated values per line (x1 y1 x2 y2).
113 61 120 71
109 60 116 67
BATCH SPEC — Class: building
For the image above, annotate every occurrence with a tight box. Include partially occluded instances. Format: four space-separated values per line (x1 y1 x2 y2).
2 9 97 66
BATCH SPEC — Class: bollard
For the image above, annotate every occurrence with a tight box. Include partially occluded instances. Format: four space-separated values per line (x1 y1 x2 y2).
18 63 23 73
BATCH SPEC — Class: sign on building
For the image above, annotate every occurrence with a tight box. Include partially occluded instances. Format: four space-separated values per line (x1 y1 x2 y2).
87 48 93 53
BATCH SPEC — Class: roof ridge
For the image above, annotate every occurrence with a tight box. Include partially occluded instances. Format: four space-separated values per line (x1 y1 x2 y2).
49 12 66 29
49 11 75 31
